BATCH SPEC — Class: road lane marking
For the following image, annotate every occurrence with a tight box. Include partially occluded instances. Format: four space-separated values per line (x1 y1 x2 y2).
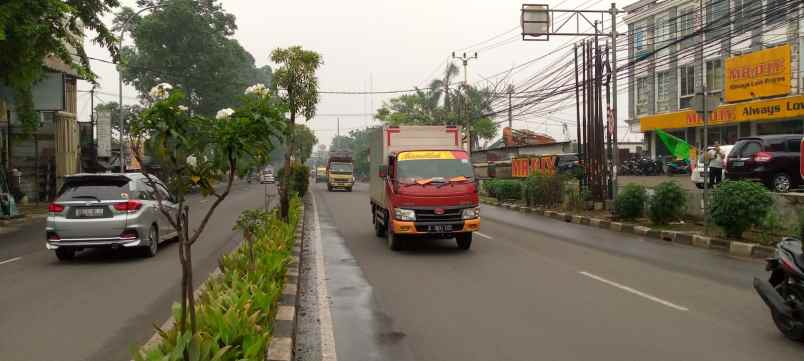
312 193 339 361
578 271 689 312
475 232 493 239
0 257 21 266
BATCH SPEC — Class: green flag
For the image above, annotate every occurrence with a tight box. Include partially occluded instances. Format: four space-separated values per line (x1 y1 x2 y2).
655 128 691 160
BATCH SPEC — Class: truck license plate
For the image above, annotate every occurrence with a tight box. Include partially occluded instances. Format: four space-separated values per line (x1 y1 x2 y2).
76 207 105 217
426 224 453 232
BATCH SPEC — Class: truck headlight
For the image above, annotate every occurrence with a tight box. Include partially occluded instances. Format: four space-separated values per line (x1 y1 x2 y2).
462 207 480 220
394 208 416 221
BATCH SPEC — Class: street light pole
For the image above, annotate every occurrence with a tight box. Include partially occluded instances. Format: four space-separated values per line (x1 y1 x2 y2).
117 4 163 173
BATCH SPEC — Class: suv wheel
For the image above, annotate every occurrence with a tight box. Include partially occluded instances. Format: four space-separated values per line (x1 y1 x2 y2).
55 248 75 261
771 173 792 193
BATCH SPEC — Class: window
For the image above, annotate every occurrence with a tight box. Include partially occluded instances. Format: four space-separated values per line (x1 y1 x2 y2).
636 76 651 115
654 15 674 58
734 0 762 32
787 139 801 153
679 64 696 109
738 141 762 157
656 71 672 113
706 59 723 92
678 8 695 37
768 140 786 152
766 0 787 24
706 0 729 39
633 21 649 60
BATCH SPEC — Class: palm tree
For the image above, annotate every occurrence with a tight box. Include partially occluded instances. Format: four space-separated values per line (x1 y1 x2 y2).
428 62 460 113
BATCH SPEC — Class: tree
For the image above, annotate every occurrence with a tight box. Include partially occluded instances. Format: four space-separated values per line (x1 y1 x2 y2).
129 82 285 358
0 0 120 131
271 46 322 220
429 62 460 113
94 101 142 139
115 0 268 117
291 124 317 163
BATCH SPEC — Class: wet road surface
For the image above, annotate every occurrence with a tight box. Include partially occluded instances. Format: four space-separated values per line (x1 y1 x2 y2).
0 181 276 361
309 182 804 361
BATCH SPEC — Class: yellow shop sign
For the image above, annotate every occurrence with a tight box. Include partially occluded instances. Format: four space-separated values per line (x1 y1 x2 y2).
724 44 791 102
640 95 804 132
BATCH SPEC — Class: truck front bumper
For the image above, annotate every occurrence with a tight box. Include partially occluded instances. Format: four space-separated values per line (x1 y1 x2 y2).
391 218 479 234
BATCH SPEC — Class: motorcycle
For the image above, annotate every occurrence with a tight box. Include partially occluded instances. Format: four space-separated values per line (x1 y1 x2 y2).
663 157 690 175
754 237 804 341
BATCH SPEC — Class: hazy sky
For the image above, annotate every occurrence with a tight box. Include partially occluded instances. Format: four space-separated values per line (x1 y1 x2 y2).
79 0 639 148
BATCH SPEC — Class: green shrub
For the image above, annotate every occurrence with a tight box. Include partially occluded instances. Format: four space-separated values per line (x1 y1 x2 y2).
647 181 687 225
277 162 310 197
563 187 584 211
615 184 647 221
491 180 523 202
135 198 302 361
710 180 773 239
757 208 786 245
482 179 498 198
523 173 566 208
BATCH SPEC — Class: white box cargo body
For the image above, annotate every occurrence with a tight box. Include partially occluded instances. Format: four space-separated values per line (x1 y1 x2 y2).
369 125 463 209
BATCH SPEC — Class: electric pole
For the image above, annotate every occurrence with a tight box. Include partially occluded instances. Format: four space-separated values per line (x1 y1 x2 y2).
337 117 340 138
507 84 514 129
699 0 710 231
90 85 96 148
452 51 478 152
609 2 620 197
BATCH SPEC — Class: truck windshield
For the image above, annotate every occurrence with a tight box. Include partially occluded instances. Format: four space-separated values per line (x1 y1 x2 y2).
330 163 353 174
396 151 473 183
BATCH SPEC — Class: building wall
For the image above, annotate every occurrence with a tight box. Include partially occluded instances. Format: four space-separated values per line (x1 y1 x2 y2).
626 0 804 157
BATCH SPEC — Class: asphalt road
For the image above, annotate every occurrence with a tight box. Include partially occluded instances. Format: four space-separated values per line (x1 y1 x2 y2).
0 180 276 361
313 182 804 361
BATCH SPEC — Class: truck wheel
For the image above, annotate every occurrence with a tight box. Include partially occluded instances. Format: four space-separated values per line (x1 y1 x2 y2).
347 187 353 192
327 185 332 192
387 222 402 251
456 233 473 250
374 220 386 237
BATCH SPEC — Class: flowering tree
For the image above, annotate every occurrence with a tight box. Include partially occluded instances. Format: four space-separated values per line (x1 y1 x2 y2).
129 82 285 342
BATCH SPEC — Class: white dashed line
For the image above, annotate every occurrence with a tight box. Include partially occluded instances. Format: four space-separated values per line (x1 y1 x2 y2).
0 257 22 266
475 232 493 240
579 271 689 312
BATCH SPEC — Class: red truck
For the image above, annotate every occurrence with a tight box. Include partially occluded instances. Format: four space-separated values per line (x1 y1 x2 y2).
369 125 480 251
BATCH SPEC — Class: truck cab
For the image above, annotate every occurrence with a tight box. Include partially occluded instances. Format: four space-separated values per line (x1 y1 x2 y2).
369 126 479 251
326 150 355 192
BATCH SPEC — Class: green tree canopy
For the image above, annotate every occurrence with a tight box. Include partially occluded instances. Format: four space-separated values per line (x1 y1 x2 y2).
0 0 120 131
270 45 322 219
114 0 268 117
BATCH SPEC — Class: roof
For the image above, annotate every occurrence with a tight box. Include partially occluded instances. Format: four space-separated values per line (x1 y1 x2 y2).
43 55 82 78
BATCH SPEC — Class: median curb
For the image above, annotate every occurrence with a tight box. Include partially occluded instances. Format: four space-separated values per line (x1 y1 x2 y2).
133 203 306 361
480 198 769 259
266 203 306 361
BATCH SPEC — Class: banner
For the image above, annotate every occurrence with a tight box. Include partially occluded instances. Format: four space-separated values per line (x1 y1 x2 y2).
512 158 529 177
725 44 791 102
96 110 111 157
640 95 804 131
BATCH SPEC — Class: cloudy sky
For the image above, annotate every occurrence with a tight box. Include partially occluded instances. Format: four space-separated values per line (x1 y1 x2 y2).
79 0 639 148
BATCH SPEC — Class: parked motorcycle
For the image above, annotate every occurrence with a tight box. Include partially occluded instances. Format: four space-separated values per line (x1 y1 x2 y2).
663 157 690 175
754 237 804 341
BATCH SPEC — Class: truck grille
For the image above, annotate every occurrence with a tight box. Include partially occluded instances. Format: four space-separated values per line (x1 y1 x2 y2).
414 208 463 223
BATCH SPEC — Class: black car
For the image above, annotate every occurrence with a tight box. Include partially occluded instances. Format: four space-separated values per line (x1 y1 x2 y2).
726 134 802 192
555 154 581 174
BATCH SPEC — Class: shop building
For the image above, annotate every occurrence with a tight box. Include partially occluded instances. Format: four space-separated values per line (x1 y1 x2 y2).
624 0 804 157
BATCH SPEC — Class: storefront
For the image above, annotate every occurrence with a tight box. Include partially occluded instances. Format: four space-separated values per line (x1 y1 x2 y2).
641 95 804 156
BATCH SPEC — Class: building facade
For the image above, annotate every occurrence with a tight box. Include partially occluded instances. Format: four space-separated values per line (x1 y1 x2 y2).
0 56 81 202
624 0 804 157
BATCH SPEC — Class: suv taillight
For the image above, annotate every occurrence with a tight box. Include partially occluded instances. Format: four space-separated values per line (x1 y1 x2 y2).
114 200 143 213
754 151 773 162
47 231 60 241
48 203 65 213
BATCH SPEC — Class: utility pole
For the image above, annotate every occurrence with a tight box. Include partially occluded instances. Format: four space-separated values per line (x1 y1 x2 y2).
337 117 340 138
699 0 710 231
609 2 620 197
507 85 513 129
452 51 478 152
90 85 96 148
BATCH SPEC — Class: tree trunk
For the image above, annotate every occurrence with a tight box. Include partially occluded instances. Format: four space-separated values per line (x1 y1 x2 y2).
280 109 295 221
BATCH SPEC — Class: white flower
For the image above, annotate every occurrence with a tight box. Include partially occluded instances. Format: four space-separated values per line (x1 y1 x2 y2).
148 82 173 100
216 108 235 120
245 83 268 97
177 105 189 112
186 155 197 168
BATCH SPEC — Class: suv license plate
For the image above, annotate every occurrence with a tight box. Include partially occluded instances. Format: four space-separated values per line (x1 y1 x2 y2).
426 225 453 232
76 207 105 217
731 161 744 167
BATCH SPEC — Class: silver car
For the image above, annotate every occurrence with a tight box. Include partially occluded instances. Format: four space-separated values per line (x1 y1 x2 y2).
46 173 179 261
